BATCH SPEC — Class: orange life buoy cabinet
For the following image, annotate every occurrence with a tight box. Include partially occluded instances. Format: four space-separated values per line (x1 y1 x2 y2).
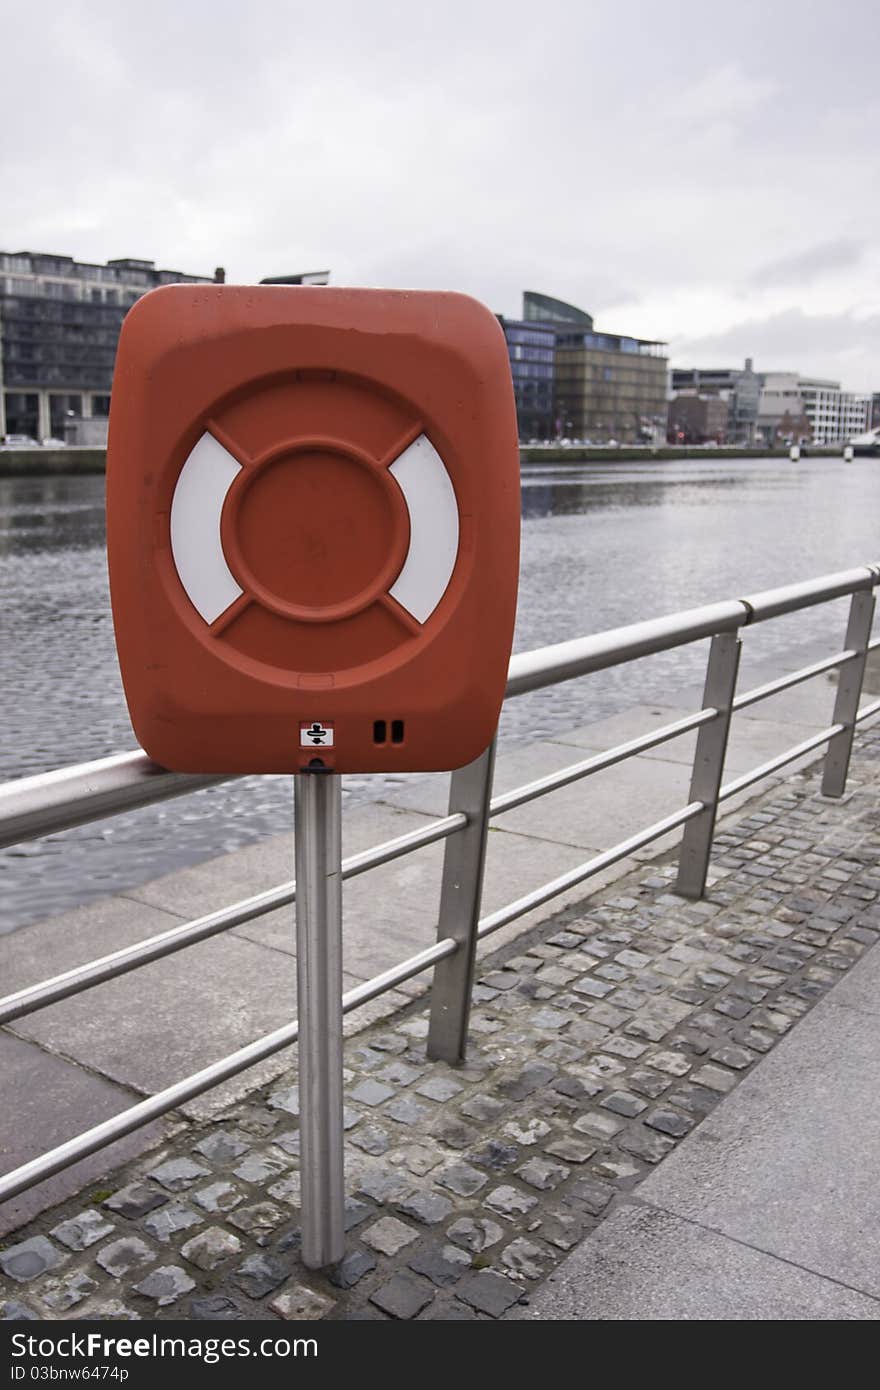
106 285 520 773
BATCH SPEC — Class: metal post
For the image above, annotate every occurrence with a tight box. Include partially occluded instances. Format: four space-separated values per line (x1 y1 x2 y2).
822 590 876 797
294 772 345 1269
426 739 496 1064
676 632 742 899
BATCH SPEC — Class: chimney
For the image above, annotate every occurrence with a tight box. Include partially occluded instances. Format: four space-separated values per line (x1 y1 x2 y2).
213 267 226 284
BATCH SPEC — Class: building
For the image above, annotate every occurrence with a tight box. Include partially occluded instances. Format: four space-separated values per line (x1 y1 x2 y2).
259 271 330 285
667 392 729 444
670 360 760 444
0 251 221 441
671 359 871 446
835 389 872 443
756 373 811 445
759 374 869 445
497 315 556 440
500 292 668 443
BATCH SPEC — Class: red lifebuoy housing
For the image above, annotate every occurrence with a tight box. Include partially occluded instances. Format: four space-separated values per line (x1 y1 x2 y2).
107 286 520 773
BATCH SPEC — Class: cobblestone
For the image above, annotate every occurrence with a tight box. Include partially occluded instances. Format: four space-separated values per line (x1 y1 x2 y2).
369 1272 434 1319
361 1217 418 1257
269 1284 335 1320
0 1238 64 1283
132 1267 195 1308
2 734 879 1320
179 1227 242 1270
50 1212 115 1252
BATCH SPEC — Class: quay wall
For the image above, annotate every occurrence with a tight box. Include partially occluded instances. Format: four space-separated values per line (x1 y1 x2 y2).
0 444 847 476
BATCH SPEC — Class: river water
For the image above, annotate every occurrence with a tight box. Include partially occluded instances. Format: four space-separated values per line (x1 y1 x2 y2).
2 456 878 931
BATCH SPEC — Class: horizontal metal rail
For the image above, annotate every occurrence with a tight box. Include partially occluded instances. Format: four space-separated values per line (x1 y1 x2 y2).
857 697 880 723
489 709 716 816
0 813 466 1026
0 751 227 850
506 564 879 699
1 563 877 849
719 724 845 801
478 800 704 938
733 649 856 711
0 937 457 1206
740 567 879 622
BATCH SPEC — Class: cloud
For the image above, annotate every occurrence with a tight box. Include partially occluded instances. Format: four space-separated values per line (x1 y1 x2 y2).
675 307 880 388
1 0 878 385
665 63 778 124
751 240 866 288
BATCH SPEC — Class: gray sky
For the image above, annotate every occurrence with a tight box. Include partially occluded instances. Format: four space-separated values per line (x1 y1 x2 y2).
3 0 878 388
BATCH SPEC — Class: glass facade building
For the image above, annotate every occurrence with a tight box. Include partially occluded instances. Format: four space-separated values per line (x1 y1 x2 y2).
0 252 219 440
499 319 557 440
501 291 667 443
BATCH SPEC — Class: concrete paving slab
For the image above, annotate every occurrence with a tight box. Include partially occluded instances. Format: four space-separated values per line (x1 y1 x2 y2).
735 680 838 729
632 973 880 1299
10 933 302 1103
555 703 823 776
0 895 190 998
0 1032 166 1238
384 739 694 852
512 1202 880 1320
126 801 435 920
341 826 619 983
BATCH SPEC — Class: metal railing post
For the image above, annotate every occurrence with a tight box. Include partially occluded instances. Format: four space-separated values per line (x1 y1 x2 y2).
426 738 496 1064
676 631 742 899
822 589 876 796
294 772 345 1270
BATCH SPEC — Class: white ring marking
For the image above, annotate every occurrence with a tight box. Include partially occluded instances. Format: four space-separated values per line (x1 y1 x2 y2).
389 434 460 624
170 432 243 624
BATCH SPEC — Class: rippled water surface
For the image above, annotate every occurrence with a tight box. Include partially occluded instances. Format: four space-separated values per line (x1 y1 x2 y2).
2 457 878 929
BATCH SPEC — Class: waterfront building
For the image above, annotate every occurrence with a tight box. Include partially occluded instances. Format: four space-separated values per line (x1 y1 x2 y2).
756 373 811 445
497 311 557 440
667 391 729 444
835 389 872 443
670 360 760 444
0 251 221 441
500 292 668 444
763 374 869 446
671 360 870 447
259 270 330 285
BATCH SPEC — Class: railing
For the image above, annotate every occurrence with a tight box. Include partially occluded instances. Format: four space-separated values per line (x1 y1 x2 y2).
1 562 878 1211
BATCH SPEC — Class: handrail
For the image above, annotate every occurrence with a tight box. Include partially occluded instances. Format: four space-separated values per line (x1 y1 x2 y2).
489 709 716 816
1 559 879 1207
0 813 467 1026
2 561 877 847
739 566 878 621
719 724 845 800
0 751 226 850
477 800 705 938
733 650 856 711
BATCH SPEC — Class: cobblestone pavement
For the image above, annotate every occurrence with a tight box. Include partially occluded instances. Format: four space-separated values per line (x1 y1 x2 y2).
2 727 879 1322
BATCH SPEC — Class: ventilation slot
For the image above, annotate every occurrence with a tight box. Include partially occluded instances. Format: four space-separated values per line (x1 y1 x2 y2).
391 720 405 745
373 720 387 745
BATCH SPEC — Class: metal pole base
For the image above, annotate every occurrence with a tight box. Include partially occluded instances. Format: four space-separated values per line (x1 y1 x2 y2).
294 772 345 1269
